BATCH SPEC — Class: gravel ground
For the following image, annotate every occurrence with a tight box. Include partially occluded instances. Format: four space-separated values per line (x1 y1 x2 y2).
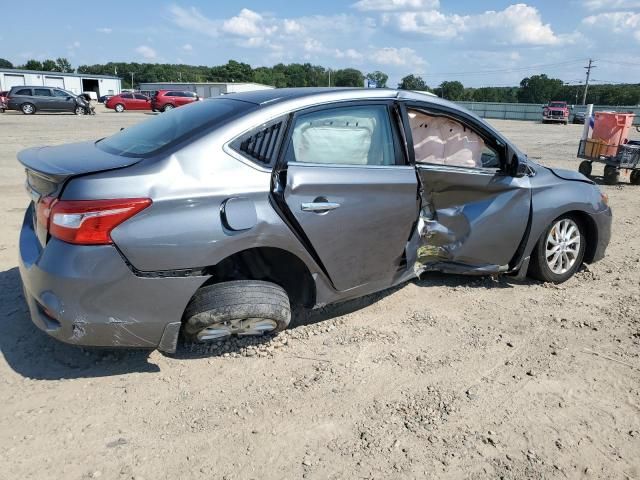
0 106 639 479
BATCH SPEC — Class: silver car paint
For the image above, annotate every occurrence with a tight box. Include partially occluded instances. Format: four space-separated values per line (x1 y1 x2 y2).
17 88 612 352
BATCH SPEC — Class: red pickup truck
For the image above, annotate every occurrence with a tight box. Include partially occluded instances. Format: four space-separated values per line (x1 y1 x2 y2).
542 101 569 125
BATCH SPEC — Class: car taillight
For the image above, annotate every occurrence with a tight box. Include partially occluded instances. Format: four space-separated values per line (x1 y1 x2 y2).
44 198 151 245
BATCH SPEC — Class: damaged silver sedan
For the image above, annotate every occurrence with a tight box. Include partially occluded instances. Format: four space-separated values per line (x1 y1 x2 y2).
17 88 611 352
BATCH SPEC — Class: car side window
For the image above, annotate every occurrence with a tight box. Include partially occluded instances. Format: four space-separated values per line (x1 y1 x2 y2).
52 89 69 97
408 109 500 170
121 93 133 99
231 119 285 167
134 94 147 100
285 105 397 166
34 88 51 97
15 88 31 95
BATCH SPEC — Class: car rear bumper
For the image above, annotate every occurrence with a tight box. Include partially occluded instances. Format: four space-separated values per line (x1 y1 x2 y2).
590 207 612 263
18 205 207 351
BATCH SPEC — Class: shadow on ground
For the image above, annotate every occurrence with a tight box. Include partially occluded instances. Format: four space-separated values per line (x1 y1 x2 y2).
1 264 531 369
0 267 159 380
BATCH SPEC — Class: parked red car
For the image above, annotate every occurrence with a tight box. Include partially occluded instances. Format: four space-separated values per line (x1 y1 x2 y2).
0 91 8 112
151 90 199 112
105 93 151 112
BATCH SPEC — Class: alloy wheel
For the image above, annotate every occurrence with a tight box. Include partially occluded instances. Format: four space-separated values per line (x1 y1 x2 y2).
196 318 278 341
545 218 581 275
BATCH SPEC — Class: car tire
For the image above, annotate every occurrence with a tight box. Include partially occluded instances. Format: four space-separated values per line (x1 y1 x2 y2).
603 165 619 185
21 103 35 115
162 104 174 112
74 105 85 115
630 170 640 185
578 160 592 177
529 215 586 283
114 103 125 113
183 280 291 342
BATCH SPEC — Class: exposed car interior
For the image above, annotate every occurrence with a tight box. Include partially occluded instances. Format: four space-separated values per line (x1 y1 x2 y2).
408 109 487 168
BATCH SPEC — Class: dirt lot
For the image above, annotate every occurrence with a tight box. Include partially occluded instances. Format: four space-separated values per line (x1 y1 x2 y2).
0 106 639 480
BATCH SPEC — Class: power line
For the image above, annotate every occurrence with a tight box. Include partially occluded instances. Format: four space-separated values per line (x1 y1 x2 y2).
421 58 588 78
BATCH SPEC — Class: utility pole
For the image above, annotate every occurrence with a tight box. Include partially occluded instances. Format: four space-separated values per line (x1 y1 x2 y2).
130 72 134 90
328 69 331 87
582 59 595 105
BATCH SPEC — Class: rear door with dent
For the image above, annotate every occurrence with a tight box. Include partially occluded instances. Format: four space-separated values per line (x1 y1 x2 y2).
402 103 531 273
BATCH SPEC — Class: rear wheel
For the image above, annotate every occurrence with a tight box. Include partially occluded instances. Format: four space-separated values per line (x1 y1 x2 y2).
630 170 640 185
114 103 125 113
21 103 35 115
578 160 592 177
603 165 619 185
183 280 291 342
529 215 585 283
162 104 174 112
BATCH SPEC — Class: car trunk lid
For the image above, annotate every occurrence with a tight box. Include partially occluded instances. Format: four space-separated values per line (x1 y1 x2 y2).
18 141 144 246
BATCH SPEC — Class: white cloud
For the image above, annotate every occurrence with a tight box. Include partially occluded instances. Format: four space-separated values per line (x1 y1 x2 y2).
583 0 640 10
583 11 640 42
135 45 157 59
222 8 276 37
96 27 112 34
283 19 302 33
182 43 193 51
384 3 577 46
304 38 324 53
334 48 364 61
168 4 218 37
352 0 439 11
370 47 426 67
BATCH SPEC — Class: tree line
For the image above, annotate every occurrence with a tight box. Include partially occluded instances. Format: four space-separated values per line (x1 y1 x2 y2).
2 57 639 106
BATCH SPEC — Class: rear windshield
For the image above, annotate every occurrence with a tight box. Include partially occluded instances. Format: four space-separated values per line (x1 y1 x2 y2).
549 102 566 108
96 98 255 158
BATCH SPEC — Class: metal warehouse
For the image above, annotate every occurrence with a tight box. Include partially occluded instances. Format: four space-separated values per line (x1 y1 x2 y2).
136 82 274 98
0 68 122 97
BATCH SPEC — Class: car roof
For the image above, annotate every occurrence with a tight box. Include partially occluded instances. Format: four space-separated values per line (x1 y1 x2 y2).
221 87 465 110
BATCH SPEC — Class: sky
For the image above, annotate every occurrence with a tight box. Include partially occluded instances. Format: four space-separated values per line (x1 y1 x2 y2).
2 0 640 88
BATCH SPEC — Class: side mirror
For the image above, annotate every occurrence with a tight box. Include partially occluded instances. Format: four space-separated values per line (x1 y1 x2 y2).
506 145 528 177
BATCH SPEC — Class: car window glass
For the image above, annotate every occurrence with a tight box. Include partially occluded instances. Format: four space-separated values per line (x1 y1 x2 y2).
408 109 498 170
34 88 51 97
286 105 396 166
121 93 133 99
52 89 70 97
97 98 254 157
134 94 147 100
15 89 31 95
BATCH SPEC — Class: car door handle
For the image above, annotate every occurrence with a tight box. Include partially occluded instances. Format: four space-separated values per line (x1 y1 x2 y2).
301 202 341 213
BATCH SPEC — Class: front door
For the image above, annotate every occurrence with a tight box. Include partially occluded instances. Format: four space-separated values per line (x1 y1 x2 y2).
281 103 419 291
405 106 531 272
52 89 76 111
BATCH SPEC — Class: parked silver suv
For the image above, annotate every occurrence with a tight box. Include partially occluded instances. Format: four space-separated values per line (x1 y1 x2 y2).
17 88 611 353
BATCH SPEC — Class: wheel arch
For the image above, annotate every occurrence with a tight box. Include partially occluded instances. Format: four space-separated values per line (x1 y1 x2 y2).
198 246 317 308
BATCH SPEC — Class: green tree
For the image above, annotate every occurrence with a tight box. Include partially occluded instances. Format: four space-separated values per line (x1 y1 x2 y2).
55 57 73 73
436 81 465 100
518 74 563 103
366 71 388 88
22 60 43 71
0 58 13 68
41 59 57 71
334 68 364 87
397 74 428 90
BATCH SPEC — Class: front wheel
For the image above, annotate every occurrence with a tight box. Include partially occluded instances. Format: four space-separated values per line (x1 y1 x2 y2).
162 104 174 112
183 280 291 342
114 103 125 113
578 160 592 177
74 105 86 115
529 215 586 283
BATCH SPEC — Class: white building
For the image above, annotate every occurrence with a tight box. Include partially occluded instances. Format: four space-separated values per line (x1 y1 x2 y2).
137 81 274 98
0 68 122 97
